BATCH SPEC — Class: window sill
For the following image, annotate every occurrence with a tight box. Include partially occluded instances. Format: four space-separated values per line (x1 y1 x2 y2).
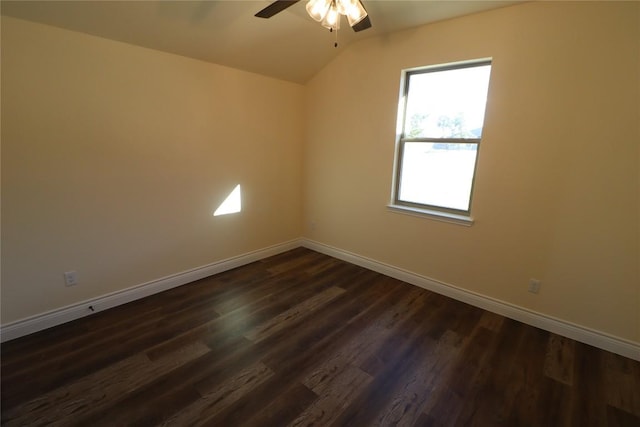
387 204 474 226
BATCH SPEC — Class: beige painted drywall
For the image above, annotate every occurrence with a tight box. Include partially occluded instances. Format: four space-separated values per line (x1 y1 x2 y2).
304 1 640 343
2 1 639 346
1 16 304 323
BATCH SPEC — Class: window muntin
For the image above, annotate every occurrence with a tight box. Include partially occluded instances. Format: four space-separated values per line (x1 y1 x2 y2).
393 60 492 217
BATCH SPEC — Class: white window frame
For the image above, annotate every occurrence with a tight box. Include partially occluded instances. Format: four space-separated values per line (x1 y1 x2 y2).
389 59 492 226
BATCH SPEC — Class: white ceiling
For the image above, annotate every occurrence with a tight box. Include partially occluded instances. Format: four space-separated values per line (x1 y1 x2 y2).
1 1 523 83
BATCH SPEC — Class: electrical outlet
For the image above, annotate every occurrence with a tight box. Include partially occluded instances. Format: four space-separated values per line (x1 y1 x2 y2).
64 271 78 287
528 278 541 294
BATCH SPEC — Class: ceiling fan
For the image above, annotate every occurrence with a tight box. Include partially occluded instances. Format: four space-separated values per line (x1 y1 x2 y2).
255 0 372 33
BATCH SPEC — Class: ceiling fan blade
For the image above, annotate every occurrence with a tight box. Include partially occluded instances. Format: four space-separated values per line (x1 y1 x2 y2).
352 14 371 32
255 0 301 18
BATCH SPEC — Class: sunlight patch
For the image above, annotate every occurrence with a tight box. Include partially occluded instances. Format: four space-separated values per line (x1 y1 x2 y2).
214 184 242 216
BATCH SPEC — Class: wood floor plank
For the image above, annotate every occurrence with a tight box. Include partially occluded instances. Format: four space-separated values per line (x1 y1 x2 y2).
536 376 574 427
243 286 346 342
603 351 640 416
420 324 500 424
265 249 328 275
146 263 359 361
2 248 638 426
570 342 608 426
2 342 210 426
456 319 532 425
544 332 576 386
606 404 640 427
160 362 274 426
371 329 463 427
201 375 316 427
327 290 452 426
72 337 259 426
477 309 505 332
258 273 404 376
240 382 318 427
1 307 163 378
210 275 304 315
504 325 551 426
290 364 372 427
302 286 429 394
358 292 451 378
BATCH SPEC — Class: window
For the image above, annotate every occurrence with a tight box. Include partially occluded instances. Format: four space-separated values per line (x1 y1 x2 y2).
391 59 492 223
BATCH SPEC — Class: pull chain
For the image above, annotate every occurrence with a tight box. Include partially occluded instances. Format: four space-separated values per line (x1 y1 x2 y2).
330 25 338 47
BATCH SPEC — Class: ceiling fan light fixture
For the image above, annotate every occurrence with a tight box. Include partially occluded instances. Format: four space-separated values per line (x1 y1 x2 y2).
344 0 367 27
306 0 331 22
335 0 350 15
306 0 368 30
321 2 341 30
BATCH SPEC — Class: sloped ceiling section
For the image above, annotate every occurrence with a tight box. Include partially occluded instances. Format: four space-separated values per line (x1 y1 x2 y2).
1 0 522 83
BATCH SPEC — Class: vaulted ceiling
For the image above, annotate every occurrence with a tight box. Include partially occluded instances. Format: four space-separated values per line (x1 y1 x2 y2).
1 1 523 83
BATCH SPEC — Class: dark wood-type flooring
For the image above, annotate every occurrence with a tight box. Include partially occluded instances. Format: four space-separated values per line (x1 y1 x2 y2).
2 248 639 426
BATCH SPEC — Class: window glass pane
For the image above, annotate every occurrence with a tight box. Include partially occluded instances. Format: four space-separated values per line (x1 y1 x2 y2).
398 142 478 211
404 65 491 139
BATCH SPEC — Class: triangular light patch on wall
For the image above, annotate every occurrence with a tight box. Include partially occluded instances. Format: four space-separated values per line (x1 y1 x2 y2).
213 184 242 216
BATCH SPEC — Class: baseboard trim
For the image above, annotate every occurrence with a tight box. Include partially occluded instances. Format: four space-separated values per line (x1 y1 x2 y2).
4 237 638 361
301 239 640 361
0 239 302 343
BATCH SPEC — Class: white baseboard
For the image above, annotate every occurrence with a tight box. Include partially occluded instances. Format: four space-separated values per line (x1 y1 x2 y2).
3 237 638 361
301 239 640 361
0 239 302 343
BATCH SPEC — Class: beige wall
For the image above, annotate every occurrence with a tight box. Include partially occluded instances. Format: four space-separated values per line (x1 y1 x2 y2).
1 16 304 323
304 1 640 342
2 2 639 345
